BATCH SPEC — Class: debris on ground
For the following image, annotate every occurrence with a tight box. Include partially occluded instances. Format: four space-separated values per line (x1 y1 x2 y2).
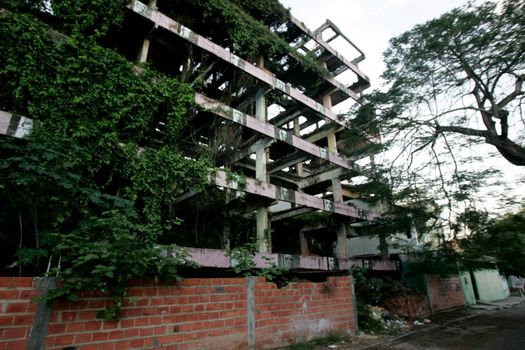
366 304 411 333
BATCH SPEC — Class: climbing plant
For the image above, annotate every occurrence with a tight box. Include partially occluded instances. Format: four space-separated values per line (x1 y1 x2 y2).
0 0 334 317
0 5 210 318
160 0 328 89
227 243 289 286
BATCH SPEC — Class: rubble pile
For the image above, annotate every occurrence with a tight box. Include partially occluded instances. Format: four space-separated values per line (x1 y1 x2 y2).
366 305 411 333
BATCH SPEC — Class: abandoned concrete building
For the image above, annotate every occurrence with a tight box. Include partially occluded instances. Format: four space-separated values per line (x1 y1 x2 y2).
2 2 517 350
1 0 389 269
0 1 405 349
125 0 383 268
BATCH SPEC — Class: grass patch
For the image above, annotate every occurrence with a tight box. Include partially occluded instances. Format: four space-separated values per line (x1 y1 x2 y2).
283 333 345 349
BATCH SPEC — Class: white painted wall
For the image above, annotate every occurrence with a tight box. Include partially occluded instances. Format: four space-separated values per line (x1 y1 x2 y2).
347 233 418 257
473 269 507 301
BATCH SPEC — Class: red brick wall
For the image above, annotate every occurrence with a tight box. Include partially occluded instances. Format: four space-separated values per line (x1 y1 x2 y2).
0 277 39 350
426 275 465 312
0 276 355 350
254 277 355 349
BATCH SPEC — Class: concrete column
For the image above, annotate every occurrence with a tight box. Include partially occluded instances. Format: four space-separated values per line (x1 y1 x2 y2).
327 132 337 153
335 219 348 259
138 38 151 63
137 1 157 63
293 118 304 177
332 178 348 258
255 147 267 182
255 55 270 253
322 93 332 110
247 277 256 349
299 230 310 256
26 277 57 350
332 179 343 203
320 66 348 258
321 60 338 155
255 57 268 182
256 208 270 253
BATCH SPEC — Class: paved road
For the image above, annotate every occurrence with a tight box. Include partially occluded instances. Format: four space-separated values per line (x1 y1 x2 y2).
370 303 525 350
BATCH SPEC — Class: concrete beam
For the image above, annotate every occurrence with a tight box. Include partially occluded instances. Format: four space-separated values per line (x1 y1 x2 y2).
185 247 399 271
297 167 351 189
0 111 32 138
226 138 275 166
268 153 311 174
128 0 349 127
211 169 378 220
271 207 315 222
195 94 359 172
305 124 344 144
289 15 369 87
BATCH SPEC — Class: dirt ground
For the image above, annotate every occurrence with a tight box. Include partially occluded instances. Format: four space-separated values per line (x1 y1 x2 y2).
308 301 525 350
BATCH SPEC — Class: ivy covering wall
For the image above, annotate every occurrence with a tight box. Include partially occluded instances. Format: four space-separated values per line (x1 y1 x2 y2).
157 0 327 90
0 0 329 316
0 2 211 316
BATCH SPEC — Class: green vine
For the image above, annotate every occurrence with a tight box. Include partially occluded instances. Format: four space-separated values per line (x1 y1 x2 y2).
50 0 128 38
40 210 196 320
0 7 209 319
227 243 288 286
225 169 247 201
161 0 328 89
0 0 333 317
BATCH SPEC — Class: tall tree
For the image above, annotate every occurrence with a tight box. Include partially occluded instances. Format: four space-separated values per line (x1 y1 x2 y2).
376 0 525 166
460 208 525 275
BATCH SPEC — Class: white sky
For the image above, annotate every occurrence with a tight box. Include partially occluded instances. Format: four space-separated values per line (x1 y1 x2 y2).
281 0 525 213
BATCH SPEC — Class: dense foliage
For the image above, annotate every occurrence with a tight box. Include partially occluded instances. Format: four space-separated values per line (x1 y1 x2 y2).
460 208 525 275
377 0 525 166
0 4 210 317
159 0 327 89
343 0 525 249
351 267 387 333
0 0 331 317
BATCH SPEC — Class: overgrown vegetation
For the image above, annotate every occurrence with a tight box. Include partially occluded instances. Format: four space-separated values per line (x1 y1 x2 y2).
376 0 525 166
158 0 328 91
352 266 422 333
403 246 460 277
0 3 212 318
1 1 316 307
351 267 386 333
459 207 525 275
341 0 525 258
227 243 289 286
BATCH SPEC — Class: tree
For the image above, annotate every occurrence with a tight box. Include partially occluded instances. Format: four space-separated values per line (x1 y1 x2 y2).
377 0 525 166
460 208 525 275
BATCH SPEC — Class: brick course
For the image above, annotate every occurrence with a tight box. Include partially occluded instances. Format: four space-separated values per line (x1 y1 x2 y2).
426 274 466 312
0 276 355 349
